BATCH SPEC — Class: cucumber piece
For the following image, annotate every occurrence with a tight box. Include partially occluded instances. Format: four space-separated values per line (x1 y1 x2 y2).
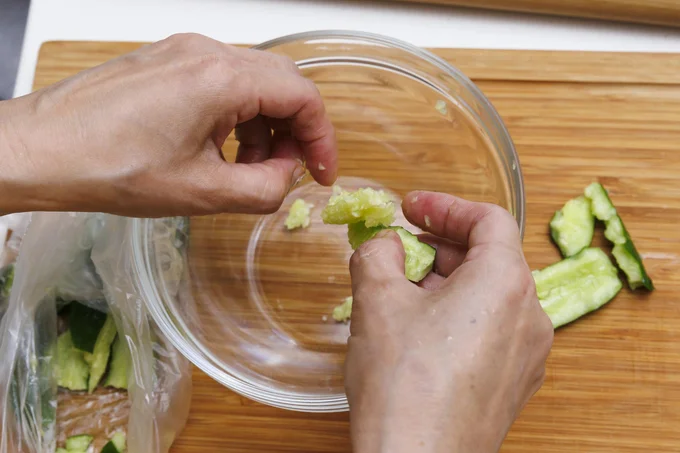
612 242 654 291
69 302 108 353
321 187 395 228
56 449 69 453
549 196 594 257
604 215 626 245
584 183 654 291
0 264 14 301
394 228 436 282
88 315 118 393
55 331 89 391
533 248 622 328
284 198 314 230
101 432 126 453
65 434 93 451
104 336 131 390
346 222 435 282
347 222 383 250
332 297 353 323
110 432 126 452
584 182 617 221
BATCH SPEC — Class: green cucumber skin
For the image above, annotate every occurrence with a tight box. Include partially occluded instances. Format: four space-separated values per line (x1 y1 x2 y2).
613 240 654 291
69 302 108 353
101 442 119 453
347 222 435 282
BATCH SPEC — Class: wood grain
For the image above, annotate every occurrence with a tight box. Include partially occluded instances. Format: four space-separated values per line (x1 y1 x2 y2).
33 41 680 452
388 0 680 28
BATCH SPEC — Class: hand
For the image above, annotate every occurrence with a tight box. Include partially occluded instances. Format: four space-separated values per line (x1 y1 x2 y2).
345 191 553 453
0 33 337 216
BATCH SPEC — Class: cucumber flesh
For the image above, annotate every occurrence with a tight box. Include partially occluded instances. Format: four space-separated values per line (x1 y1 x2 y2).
284 198 313 230
584 182 617 221
55 331 90 391
104 336 131 390
533 248 614 298
65 434 93 451
88 315 118 393
332 297 353 323
346 222 435 282
540 273 622 329
101 432 126 453
533 248 622 328
321 187 395 228
69 302 108 353
549 196 594 257
110 432 126 452
394 228 436 282
604 215 626 245
613 242 654 291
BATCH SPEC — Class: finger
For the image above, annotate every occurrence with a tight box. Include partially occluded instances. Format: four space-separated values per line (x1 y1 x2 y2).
219 68 337 186
198 144 306 214
402 191 520 251
417 234 467 277
235 116 272 164
417 272 445 290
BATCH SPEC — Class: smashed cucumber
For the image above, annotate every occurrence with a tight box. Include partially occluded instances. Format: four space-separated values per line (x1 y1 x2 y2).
87 315 118 393
347 222 435 282
55 331 89 391
332 297 353 323
104 336 131 390
584 182 653 290
101 432 126 453
284 198 314 230
65 434 93 451
69 302 108 353
321 186 395 228
533 248 622 328
550 196 594 257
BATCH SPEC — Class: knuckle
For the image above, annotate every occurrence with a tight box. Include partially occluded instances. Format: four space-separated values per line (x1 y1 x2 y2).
166 32 209 50
274 54 300 73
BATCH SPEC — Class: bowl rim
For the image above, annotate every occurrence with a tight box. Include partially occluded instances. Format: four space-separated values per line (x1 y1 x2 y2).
137 29 526 413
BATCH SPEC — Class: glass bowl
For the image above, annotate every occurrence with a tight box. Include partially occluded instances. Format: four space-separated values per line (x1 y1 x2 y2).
135 30 524 412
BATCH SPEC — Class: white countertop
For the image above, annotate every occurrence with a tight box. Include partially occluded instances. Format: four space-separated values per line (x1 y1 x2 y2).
13 0 680 98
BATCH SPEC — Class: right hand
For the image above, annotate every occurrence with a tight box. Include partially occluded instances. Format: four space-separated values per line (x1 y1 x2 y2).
345 191 553 453
0 33 337 217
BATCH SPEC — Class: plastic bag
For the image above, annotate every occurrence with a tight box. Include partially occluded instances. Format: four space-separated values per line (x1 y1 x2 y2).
0 212 191 452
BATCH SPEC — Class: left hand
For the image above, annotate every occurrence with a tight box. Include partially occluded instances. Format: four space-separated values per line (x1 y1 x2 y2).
0 33 337 217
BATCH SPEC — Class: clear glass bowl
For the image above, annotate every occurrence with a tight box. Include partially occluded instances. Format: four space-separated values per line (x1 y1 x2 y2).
135 30 524 412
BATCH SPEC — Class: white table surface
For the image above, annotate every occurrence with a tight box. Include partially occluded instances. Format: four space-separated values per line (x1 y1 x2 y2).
13 0 680 98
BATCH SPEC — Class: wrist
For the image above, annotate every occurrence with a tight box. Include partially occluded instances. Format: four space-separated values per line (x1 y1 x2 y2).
0 95 70 214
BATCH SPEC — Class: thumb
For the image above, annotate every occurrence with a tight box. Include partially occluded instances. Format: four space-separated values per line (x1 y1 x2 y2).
349 229 407 295
198 155 306 215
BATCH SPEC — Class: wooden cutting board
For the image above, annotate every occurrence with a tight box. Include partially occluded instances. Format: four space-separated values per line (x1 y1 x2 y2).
33 41 680 452
389 0 680 28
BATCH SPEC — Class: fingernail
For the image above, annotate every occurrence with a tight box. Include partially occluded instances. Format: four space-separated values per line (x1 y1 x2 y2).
290 165 307 188
375 229 394 239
